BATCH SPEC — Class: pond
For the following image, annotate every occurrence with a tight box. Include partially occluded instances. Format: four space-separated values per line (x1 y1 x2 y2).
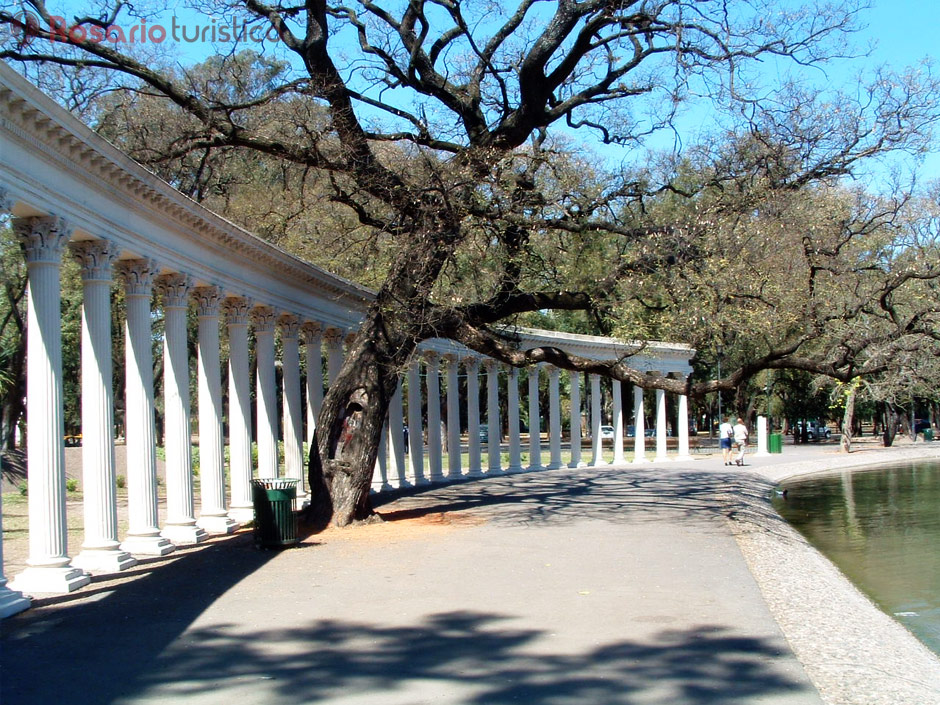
773 460 940 656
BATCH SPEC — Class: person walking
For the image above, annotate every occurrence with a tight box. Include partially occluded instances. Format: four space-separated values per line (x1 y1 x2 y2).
733 417 749 466
719 416 734 465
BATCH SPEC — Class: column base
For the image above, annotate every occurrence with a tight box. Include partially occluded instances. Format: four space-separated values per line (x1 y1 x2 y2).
754 451 770 457
394 479 413 489
197 514 239 535
506 465 523 474
120 534 176 556
675 454 695 462
467 468 484 478
653 455 671 463
161 524 209 546
446 471 464 481
590 459 608 467
486 466 503 475
612 456 626 466
71 548 138 574
0 586 31 618
632 456 649 464
413 476 431 486
228 505 255 523
546 461 564 470
9 565 91 595
568 460 587 468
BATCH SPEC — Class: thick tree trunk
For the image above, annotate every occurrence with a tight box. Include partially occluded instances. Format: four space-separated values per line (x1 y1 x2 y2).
882 403 898 447
840 385 856 453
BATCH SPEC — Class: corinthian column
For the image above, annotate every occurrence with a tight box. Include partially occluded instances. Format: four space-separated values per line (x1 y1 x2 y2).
407 358 426 485
527 366 542 471
484 359 502 474
547 366 563 469
568 371 584 468
444 354 462 479
388 379 408 487
654 386 669 462
590 374 607 466
612 380 625 465
324 327 344 385
280 315 306 504
117 260 174 556
507 367 522 473
633 385 648 464
193 286 237 534
465 357 482 477
253 306 279 479
425 352 444 482
9 216 90 594
70 239 136 573
156 273 207 546
224 297 254 522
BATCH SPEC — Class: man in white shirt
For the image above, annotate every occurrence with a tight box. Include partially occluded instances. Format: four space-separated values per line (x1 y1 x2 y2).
719 417 734 466
733 417 749 466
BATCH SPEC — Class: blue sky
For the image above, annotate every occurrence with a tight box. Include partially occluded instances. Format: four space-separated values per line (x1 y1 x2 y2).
31 0 940 182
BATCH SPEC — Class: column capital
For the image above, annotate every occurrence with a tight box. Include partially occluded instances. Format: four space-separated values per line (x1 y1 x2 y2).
344 331 358 348
192 285 223 317
547 365 561 379
323 326 345 344
116 258 159 296
482 358 499 372
14 215 73 264
423 350 440 365
527 364 541 380
442 352 460 365
301 321 323 343
222 296 254 325
70 239 117 281
278 313 301 339
155 272 193 308
251 305 278 333
464 356 480 372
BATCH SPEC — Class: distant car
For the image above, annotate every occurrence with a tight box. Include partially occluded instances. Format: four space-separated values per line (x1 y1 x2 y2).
479 424 489 442
625 425 655 437
599 425 615 439
796 422 831 440
64 433 82 447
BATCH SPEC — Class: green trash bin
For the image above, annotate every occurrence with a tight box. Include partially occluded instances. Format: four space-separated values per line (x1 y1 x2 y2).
251 478 299 548
925 429 934 442
769 433 783 454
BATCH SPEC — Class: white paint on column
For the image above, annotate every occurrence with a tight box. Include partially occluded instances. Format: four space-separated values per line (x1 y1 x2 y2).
677 392 693 460
612 380 625 465
325 328 344 384
253 306 279 480
157 273 207 546
445 355 462 479
569 371 585 468
118 260 175 555
527 366 542 471
547 366 563 469
466 358 482 477
70 239 137 572
224 297 254 523
9 216 90 594
425 352 444 482
590 374 607 466
756 415 770 457
484 360 502 474
388 380 408 487
654 387 669 462
279 315 306 506
633 385 648 464
507 367 522 473
407 360 426 485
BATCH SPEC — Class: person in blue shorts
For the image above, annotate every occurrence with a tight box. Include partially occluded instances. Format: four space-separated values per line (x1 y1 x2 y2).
719 416 734 465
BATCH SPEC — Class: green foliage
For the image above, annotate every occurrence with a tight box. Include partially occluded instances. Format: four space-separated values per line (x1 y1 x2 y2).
65 477 78 493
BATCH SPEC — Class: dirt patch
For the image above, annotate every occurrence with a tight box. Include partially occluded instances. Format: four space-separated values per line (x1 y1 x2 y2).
302 509 487 547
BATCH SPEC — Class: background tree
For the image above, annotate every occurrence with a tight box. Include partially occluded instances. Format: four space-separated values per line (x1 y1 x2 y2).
3 0 940 525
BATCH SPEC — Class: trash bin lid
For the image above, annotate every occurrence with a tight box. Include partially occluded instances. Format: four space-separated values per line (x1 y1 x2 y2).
251 478 300 490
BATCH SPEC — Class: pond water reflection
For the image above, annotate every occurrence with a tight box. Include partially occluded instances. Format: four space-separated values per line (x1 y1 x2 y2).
774 460 940 656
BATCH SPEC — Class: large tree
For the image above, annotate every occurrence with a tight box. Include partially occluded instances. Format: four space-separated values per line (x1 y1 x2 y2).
3 0 939 525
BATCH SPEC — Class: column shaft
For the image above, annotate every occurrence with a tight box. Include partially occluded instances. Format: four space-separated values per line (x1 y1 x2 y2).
407 360 426 484
655 387 669 462
507 368 522 472
485 361 502 474
678 394 693 459
158 274 207 545
612 381 625 465
280 316 306 504
118 261 174 555
527 366 542 470
225 297 254 522
633 385 647 463
466 359 482 477
253 307 278 479
569 372 584 468
303 323 324 447
10 217 90 594
71 240 136 572
445 355 462 479
388 381 408 487
425 353 444 482
590 374 607 466
547 367 563 469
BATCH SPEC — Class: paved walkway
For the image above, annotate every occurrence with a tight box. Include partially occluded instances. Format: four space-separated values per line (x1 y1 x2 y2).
3 442 940 704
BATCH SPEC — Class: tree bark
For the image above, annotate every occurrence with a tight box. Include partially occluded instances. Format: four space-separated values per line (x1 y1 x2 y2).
882 403 898 447
840 385 856 453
